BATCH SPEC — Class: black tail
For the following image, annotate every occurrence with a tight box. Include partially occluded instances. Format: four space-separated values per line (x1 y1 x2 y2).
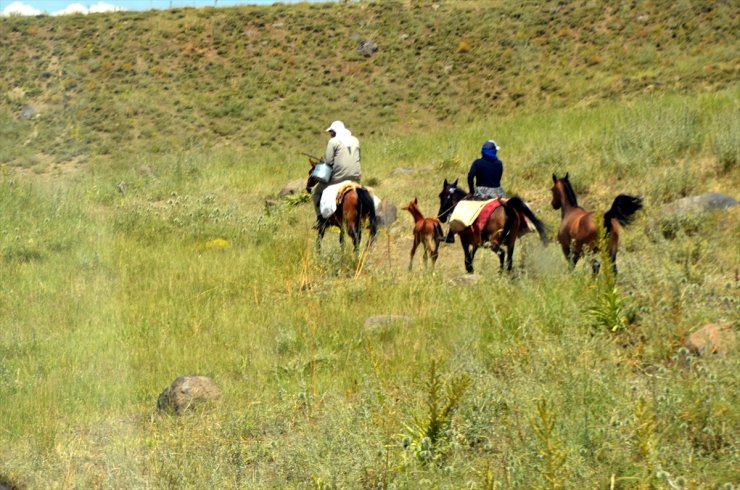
604 194 643 235
506 196 549 245
499 200 518 245
356 187 378 240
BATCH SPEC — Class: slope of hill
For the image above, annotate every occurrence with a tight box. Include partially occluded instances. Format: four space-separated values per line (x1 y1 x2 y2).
0 0 737 170
0 2 738 488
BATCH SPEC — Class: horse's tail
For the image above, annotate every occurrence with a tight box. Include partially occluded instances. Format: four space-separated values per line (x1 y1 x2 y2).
356 187 378 240
604 194 643 235
498 200 518 245
506 196 549 245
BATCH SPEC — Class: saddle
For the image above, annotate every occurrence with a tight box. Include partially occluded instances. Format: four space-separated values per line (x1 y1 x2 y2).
319 181 363 218
448 199 501 233
449 198 537 234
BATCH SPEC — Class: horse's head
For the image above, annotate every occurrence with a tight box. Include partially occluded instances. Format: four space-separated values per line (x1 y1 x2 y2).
551 172 576 209
306 158 319 193
401 197 418 212
437 178 465 223
551 173 563 209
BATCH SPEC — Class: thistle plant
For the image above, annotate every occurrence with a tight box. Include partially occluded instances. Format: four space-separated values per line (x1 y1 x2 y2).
531 399 568 490
403 360 471 466
587 220 628 332
633 397 660 487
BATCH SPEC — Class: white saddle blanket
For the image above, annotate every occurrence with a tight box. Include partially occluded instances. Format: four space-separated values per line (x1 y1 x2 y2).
448 199 496 232
320 181 380 219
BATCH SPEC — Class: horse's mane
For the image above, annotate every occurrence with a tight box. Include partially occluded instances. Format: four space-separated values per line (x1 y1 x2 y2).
447 184 467 201
560 176 579 207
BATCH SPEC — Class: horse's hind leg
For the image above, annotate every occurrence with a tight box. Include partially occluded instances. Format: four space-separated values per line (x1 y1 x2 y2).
409 238 420 271
461 238 478 274
591 258 600 275
429 237 440 269
496 251 506 271
348 226 360 252
316 221 329 250
506 242 515 272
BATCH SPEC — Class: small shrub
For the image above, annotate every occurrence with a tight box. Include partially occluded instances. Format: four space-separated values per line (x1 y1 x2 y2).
403 360 471 466
531 399 568 490
456 40 471 54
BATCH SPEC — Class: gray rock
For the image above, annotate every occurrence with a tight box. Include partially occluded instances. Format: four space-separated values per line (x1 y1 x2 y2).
157 376 222 415
451 274 482 286
391 167 417 176
654 193 738 239
279 179 308 198
668 193 738 214
364 315 413 330
357 40 379 57
376 199 397 228
19 106 36 121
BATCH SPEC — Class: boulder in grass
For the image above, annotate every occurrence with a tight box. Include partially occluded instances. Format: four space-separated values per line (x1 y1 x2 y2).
357 40 378 57
654 193 738 239
279 179 308 198
157 376 222 415
376 199 397 228
364 315 413 330
669 193 738 214
683 323 736 356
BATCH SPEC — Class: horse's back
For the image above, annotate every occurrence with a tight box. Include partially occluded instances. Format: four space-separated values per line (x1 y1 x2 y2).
560 209 597 247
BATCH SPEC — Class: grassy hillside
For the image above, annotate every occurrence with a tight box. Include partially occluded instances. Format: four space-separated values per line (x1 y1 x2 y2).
0 0 737 171
0 0 738 488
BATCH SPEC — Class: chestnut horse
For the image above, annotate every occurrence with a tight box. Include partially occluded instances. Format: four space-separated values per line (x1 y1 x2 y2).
402 197 444 270
306 160 377 251
550 173 643 274
438 179 548 273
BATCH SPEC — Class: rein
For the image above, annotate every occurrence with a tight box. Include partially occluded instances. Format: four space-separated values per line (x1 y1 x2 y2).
437 187 464 219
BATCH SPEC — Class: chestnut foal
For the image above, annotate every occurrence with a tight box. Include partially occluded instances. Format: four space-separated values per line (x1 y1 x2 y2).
402 198 444 270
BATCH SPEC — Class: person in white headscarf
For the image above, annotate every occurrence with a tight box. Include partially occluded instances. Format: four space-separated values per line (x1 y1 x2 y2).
311 120 362 221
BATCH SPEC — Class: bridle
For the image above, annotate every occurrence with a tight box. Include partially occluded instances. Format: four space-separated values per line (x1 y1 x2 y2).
437 186 462 220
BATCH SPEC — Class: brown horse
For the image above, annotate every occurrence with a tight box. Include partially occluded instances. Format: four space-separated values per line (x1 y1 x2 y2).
306 159 377 251
438 179 548 273
550 173 643 274
402 198 445 270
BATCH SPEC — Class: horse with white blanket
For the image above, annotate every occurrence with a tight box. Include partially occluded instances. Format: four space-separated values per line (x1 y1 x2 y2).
306 159 378 251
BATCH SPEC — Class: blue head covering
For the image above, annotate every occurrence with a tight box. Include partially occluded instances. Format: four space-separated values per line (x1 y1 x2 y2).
481 140 500 161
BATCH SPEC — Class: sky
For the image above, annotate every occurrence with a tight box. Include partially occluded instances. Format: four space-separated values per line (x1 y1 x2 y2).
1 0 321 16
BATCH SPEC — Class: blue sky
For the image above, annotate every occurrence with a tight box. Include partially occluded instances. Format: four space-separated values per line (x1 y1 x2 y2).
2 0 323 16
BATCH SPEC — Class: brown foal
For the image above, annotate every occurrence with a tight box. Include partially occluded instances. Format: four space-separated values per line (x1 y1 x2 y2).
402 198 444 270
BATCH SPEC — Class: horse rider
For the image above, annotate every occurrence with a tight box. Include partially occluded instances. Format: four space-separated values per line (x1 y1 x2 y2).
444 139 507 243
311 120 362 227
468 140 506 200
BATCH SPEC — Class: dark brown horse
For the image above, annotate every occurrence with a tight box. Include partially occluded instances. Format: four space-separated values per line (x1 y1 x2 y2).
438 179 548 273
402 197 444 270
550 173 643 274
306 159 377 251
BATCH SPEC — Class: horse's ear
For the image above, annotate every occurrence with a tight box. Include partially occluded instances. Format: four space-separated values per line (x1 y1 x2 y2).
552 173 557 183
453 178 459 186
414 197 418 204
565 172 569 180
443 178 449 186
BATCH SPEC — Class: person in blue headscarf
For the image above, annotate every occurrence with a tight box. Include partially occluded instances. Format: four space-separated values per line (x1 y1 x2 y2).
467 140 506 200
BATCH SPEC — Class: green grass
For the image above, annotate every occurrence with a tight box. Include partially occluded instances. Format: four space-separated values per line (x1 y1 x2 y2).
1 0 738 169
1 87 738 487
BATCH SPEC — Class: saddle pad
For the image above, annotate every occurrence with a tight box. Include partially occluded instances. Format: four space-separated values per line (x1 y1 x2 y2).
319 181 362 218
473 200 503 235
448 199 497 232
